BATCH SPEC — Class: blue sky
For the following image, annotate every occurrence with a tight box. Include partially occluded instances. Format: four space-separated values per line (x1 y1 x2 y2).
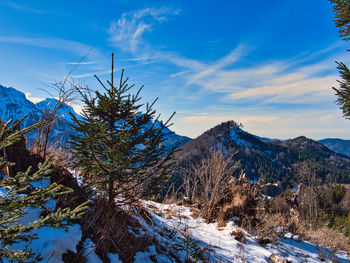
0 0 350 139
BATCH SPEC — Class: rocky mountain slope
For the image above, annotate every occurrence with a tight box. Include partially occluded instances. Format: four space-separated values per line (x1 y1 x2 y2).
318 138 350 157
175 121 350 188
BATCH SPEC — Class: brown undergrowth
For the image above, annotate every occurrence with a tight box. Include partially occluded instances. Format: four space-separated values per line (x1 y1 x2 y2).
264 194 350 253
294 222 350 254
79 198 153 263
50 166 88 211
214 174 265 229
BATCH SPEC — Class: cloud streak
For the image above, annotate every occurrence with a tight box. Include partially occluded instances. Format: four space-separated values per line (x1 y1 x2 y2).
109 7 180 53
0 1 46 14
104 7 350 139
0 36 102 60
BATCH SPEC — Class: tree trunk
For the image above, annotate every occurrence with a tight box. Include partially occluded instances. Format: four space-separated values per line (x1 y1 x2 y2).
108 176 114 207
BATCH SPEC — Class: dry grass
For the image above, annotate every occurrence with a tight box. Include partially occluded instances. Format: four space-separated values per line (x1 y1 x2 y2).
215 174 265 228
191 151 239 222
256 213 290 237
294 222 350 253
165 206 178 219
80 198 153 263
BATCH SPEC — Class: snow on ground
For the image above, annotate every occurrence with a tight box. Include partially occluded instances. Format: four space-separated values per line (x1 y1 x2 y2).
135 200 350 263
83 239 104 263
8 224 82 263
6 198 350 262
29 225 82 263
3 196 83 263
230 127 252 148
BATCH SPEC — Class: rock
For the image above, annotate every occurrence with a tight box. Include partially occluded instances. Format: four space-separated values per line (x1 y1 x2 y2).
258 236 274 246
269 254 288 263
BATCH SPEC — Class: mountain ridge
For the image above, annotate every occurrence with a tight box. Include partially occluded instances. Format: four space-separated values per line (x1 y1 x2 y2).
175 120 350 188
0 84 190 149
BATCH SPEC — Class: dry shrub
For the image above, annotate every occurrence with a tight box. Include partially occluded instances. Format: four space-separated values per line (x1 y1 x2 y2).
294 222 350 253
62 248 85 263
257 236 275 246
269 254 288 263
81 197 152 263
256 213 290 236
254 213 284 246
165 206 178 219
190 207 200 219
269 197 292 216
189 150 239 222
214 174 265 228
163 183 183 205
231 229 247 243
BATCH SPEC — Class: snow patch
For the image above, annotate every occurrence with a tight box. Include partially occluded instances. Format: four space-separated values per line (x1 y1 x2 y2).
28 224 82 262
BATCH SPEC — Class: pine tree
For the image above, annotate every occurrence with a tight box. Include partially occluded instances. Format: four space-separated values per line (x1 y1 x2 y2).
331 0 350 118
0 116 88 262
69 54 177 206
331 0 350 41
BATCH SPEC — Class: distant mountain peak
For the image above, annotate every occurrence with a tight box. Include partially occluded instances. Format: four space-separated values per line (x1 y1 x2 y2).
280 136 331 152
318 138 350 157
0 84 190 150
176 120 350 188
205 120 240 137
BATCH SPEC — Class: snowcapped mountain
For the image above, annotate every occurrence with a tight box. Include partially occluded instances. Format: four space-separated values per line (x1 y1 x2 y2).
0 84 190 149
0 85 40 127
0 85 79 145
35 97 82 121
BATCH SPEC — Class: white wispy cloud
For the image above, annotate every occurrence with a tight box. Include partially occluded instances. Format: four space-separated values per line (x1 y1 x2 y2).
71 69 111 79
108 7 180 53
180 50 350 106
0 36 102 59
108 8 346 107
0 1 46 14
106 7 350 139
224 59 339 104
186 44 248 86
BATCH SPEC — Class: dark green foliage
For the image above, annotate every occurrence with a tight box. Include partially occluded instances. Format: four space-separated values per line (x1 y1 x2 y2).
330 0 350 41
174 121 350 191
0 117 88 262
173 227 200 263
331 184 346 204
333 62 350 118
295 184 349 232
69 55 177 206
330 0 350 118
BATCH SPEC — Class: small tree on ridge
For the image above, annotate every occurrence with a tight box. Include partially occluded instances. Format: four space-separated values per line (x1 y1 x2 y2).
69 53 177 206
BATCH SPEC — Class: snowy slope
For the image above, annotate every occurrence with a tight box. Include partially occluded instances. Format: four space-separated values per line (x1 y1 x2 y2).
74 200 349 263
136 201 349 263
0 85 76 144
0 85 40 127
7 195 349 262
35 98 82 121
